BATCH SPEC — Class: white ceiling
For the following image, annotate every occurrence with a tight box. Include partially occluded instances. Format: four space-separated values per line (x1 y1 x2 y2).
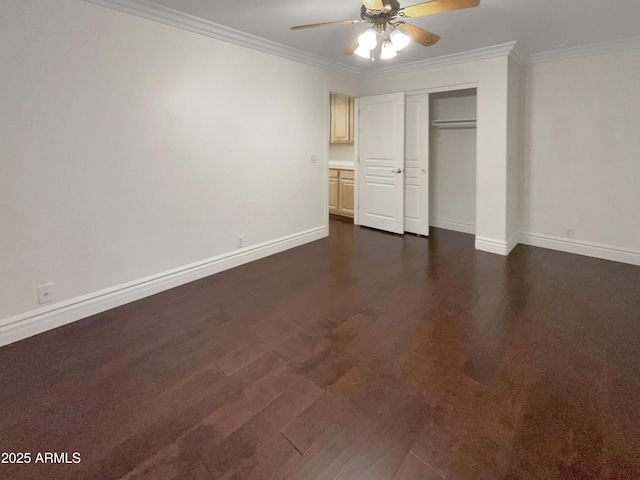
142 0 640 71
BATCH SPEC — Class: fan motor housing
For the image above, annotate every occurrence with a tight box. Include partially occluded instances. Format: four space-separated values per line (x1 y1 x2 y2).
361 0 401 20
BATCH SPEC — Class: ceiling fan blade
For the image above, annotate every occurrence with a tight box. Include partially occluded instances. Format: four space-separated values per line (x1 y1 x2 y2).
291 19 361 30
400 0 480 18
362 0 384 10
345 38 360 55
396 23 441 47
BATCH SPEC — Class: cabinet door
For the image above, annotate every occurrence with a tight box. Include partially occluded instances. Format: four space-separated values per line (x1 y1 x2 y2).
338 178 355 217
330 94 352 144
329 177 339 213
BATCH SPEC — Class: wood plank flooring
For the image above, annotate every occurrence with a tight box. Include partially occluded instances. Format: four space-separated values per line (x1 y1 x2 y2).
1 217 640 479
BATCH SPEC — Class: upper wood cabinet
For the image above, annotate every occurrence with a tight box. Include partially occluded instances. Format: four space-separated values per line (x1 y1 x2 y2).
330 94 354 144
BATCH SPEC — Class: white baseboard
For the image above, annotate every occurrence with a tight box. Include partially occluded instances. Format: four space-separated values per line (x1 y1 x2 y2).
518 232 640 266
430 218 476 235
506 233 519 255
0 226 328 347
475 236 510 256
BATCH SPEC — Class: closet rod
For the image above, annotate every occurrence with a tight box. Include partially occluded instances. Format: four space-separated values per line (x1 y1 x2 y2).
431 119 477 129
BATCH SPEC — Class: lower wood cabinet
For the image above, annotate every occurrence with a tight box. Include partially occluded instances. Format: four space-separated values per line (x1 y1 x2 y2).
329 168 354 218
329 170 339 213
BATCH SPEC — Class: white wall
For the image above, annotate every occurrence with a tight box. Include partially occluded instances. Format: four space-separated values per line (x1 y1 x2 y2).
4 0 638 346
521 49 640 260
0 0 360 340
429 90 477 232
431 89 477 121
363 56 510 253
507 57 524 246
328 144 355 164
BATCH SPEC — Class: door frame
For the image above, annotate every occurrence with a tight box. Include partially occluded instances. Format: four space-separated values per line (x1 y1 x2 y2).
325 90 359 228
353 97 360 225
407 83 478 236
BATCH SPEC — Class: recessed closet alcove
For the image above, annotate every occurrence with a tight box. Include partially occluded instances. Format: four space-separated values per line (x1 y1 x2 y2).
429 88 477 234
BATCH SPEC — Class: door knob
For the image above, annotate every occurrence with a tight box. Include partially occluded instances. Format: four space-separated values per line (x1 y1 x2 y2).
392 168 402 174
422 169 427 174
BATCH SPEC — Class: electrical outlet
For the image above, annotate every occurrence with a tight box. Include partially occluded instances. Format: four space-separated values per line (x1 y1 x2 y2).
237 235 244 249
310 154 317 164
38 283 55 304
566 229 574 238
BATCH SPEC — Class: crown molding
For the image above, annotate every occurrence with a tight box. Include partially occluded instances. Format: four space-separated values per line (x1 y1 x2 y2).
83 0 364 78
85 0 519 79
83 0 640 78
527 36 640 65
361 42 518 78
509 41 529 66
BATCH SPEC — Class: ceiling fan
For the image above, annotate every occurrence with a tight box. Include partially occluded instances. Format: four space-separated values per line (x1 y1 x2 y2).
291 0 480 61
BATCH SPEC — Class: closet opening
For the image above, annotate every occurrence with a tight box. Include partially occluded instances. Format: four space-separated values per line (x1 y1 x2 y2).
429 88 477 235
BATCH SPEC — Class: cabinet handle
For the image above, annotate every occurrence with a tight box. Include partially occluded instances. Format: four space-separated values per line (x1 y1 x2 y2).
392 168 402 174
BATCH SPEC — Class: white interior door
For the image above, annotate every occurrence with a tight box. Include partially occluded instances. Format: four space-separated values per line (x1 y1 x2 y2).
404 94 430 236
358 93 405 234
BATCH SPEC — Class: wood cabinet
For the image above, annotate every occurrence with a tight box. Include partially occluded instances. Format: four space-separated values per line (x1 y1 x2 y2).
329 168 354 218
329 169 339 213
330 94 355 144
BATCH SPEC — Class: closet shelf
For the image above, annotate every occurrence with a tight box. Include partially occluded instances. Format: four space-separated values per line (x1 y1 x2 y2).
431 118 477 129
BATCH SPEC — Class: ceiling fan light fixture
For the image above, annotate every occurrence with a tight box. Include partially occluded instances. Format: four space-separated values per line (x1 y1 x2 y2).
358 28 378 50
380 40 397 59
390 29 410 51
354 45 372 58
291 0 480 62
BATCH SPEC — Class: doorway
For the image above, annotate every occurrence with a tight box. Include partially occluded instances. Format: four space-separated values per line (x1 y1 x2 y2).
328 93 356 222
356 87 478 238
429 89 477 234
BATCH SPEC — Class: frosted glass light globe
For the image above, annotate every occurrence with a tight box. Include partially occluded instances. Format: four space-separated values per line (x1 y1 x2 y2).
390 30 410 51
354 45 371 58
358 29 378 50
380 40 397 59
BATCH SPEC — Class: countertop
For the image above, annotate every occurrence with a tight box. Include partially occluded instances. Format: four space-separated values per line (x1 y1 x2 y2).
328 161 354 170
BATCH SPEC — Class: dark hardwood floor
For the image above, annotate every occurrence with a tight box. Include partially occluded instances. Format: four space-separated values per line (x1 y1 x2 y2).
2 218 640 479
